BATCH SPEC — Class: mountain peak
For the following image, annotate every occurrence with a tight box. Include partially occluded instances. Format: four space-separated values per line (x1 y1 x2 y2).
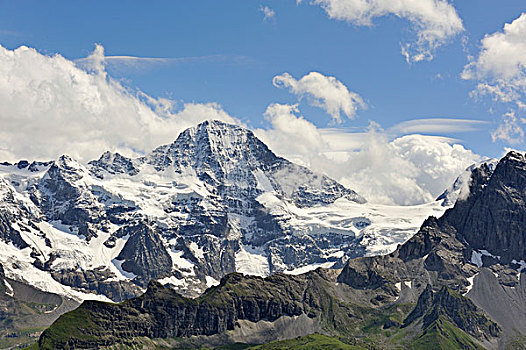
502 150 526 163
145 120 278 175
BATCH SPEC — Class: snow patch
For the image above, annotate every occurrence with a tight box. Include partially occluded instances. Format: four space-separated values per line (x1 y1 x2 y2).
112 259 137 280
4 279 14 297
169 250 195 271
205 276 220 287
235 245 269 277
471 249 501 268
471 251 483 268
512 259 526 281
253 169 274 192
283 262 336 275
463 273 478 296
189 242 204 260
158 276 185 287
327 250 344 258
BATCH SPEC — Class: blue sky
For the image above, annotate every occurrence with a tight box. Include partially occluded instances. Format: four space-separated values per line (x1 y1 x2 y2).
0 1 525 204
1 0 524 158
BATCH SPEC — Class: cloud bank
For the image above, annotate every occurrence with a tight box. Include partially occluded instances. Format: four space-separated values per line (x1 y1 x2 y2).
300 0 464 62
273 72 366 123
255 103 480 205
0 44 480 205
0 44 237 163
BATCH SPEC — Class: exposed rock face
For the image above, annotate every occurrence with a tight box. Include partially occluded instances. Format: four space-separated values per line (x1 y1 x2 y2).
0 178 30 249
131 120 367 278
0 210 28 249
0 263 6 295
39 271 341 349
403 284 433 327
443 152 526 262
88 151 140 178
32 155 108 239
337 152 526 344
436 158 498 207
115 222 173 284
50 268 142 301
37 152 526 349
422 286 500 339
340 153 526 291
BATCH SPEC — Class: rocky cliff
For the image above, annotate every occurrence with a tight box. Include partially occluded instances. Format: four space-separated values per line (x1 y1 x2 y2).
38 151 526 349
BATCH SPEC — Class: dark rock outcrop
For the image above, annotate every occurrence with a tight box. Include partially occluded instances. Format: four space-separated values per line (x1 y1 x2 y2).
403 284 434 327
0 210 29 249
50 268 142 302
0 263 6 295
115 222 173 284
443 151 526 262
88 151 140 178
423 286 500 340
32 155 107 239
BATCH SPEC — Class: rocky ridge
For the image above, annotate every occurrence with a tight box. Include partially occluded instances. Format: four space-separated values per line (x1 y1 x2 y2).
38 152 526 349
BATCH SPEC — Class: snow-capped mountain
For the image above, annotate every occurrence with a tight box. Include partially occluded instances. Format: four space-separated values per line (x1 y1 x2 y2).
436 158 499 206
39 151 526 350
0 120 450 301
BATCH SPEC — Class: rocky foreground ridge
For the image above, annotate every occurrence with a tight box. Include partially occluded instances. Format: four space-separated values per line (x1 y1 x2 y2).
37 152 526 349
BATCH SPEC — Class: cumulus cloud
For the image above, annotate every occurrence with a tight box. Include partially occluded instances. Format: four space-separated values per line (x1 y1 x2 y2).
257 103 327 165
491 111 525 144
255 107 481 205
0 43 481 206
461 13 526 145
462 13 526 106
0 44 238 163
259 5 276 21
300 0 463 63
273 72 366 123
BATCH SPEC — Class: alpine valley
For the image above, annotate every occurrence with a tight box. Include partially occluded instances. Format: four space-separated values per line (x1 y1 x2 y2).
0 120 524 349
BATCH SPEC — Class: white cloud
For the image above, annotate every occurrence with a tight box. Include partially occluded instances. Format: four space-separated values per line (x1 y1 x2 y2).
257 103 327 165
391 118 487 134
462 13 526 108
461 13 526 146
0 43 481 206
491 111 525 144
255 107 480 205
259 5 276 21
0 44 238 163
76 52 252 75
273 72 366 123
301 0 464 63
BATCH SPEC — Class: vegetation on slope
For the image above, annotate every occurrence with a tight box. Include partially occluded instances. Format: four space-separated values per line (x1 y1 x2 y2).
246 333 366 350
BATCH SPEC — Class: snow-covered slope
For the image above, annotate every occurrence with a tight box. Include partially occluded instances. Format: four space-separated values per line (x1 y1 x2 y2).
0 120 452 301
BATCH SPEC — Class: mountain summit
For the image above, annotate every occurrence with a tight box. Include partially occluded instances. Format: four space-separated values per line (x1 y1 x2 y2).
0 120 442 304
